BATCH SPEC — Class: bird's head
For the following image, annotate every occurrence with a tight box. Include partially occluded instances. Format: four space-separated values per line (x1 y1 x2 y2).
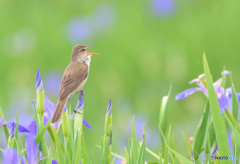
71 43 98 63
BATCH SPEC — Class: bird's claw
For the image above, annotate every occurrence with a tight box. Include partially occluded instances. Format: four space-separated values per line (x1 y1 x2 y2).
73 109 83 114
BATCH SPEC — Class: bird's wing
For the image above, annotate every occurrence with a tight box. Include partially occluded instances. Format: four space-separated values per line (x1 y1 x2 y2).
59 62 88 100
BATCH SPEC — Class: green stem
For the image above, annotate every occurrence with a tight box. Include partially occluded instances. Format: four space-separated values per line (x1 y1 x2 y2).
74 111 84 164
38 114 48 159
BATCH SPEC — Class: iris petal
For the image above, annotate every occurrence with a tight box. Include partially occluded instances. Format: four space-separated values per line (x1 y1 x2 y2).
2 148 20 164
175 88 200 100
26 137 39 164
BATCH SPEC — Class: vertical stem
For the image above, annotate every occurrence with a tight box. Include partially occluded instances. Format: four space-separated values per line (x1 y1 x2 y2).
38 114 48 158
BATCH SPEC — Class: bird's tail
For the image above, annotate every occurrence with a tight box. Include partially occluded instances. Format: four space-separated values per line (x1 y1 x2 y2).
51 97 68 123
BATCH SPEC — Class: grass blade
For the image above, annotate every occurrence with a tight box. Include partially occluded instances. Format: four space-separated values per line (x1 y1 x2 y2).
230 73 239 121
130 116 139 164
0 108 9 141
193 101 210 160
203 54 231 160
35 119 51 145
167 145 192 164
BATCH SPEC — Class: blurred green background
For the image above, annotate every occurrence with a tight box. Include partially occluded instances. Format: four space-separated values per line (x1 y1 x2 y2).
1 0 240 162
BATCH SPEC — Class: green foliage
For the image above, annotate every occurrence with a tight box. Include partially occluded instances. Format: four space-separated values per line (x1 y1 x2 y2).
124 116 146 164
230 73 239 122
159 86 171 136
192 101 210 160
1 54 240 163
101 100 113 164
203 54 231 160
159 86 171 155
0 108 9 141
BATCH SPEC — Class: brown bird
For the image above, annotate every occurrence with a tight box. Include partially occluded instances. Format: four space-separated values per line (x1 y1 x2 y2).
51 44 98 123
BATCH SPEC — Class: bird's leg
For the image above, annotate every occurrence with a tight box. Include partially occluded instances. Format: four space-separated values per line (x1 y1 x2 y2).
68 98 74 111
73 109 82 114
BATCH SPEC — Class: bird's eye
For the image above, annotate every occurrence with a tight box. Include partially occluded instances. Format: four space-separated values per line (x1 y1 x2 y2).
80 48 86 52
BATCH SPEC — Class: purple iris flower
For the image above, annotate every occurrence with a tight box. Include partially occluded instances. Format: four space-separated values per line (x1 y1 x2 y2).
26 137 41 164
2 138 57 164
2 148 21 164
174 81 207 100
175 71 240 118
0 116 30 133
151 0 175 16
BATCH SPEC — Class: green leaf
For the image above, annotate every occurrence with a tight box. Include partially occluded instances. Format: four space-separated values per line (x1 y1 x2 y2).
53 127 64 163
101 100 112 164
182 133 192 153
203 54 231 160
164 125 171 164
159 85 171 135
170 133 175 162
62 109 70 138
204 121 216 162
35 119 51 145
223 108 240 146
167 146 192 164
146 147 160 160
130 116 138 164
137 127 146 164
36 89 45 115
225 107 240 132
158 153 163 164
13 110 19 151
230 73 239 121
81 134 91 163
0 108 9 141
193 101 210 160
47 147 52 164
125 147 129 164
75 132 82 164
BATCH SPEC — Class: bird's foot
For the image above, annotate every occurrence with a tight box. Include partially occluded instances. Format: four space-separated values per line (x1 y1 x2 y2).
80 89 84 96
73 109 83 114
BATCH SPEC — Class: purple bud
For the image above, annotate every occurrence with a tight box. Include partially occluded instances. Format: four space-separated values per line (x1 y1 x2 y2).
75 91 84 112
36 68 44 92
106 99 112 117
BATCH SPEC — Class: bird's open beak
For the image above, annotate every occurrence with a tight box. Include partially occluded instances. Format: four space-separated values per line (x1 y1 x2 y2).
87 43 99 56
87 52 99 56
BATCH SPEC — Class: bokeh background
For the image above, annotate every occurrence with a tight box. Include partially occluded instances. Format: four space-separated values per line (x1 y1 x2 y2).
1 0 240 162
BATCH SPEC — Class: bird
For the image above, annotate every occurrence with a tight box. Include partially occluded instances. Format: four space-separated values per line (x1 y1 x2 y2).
51 44 98 123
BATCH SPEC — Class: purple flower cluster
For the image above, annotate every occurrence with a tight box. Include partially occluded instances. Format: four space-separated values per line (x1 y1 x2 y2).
175 71 240 120
0 114 57 163
1 68 92 163
2 141 57 164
